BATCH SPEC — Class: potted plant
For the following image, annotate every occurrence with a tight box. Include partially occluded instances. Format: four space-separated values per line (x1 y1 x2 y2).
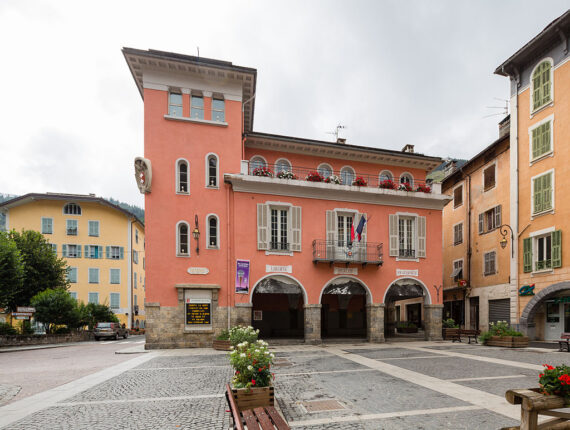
228 339 275 409
213 329 231 351
479 320 529 347
325 174 342 185
539 364 570 404
398 183 413 192
415 184 431 193
252 167 274 177
306 171 324 182
379 179 396 189
442 318 459 339
276 170 297 180
396 321 418 333
352 176 368 187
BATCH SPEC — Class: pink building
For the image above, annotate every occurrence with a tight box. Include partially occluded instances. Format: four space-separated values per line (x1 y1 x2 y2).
124 48 450 348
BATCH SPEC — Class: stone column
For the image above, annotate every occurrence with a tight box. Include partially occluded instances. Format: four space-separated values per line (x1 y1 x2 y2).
366 303 385 343
424 304 443 341
233 303 253 327
304 304 322 344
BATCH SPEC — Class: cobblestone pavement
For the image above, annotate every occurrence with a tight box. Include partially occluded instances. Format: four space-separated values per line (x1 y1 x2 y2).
0 385 20 406
3 341 569 429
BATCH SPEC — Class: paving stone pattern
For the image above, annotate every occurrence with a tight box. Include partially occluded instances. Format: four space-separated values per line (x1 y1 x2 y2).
133 354 230 369
0 384 20 406
344 347 441 360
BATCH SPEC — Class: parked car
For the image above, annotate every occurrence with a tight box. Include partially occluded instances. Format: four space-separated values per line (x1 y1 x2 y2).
94 322 128 341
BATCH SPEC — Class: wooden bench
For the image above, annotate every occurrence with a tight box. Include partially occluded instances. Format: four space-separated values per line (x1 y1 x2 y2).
501 388 570 430
460 329 480 344
559 333 570 352
444 328 461 342
226 384 290 430
444 328 480 344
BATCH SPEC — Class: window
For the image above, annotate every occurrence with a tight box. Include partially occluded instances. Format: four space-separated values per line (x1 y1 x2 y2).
134 294 138 307
0 212 5 232
63 203 81 215
168 92 183 117
337 213 353 247
454 186 463 208
484 251 497 276
134 273 137 289
42 217 53 234
89 268 99 284
389 214 426 259
69 291 78 300
379 170 393 181
110 293 120 309
212 97 225 122
275 159 292 175
454 223 463 245
400 173 414 186
177 222 189 256
478 205 501 234
176 159 189 194
532 60 552 112
531 120 552 160
191 95 204 119
63 244 81 258
207 215 218 248
206 154 218 187
110 268 120 284
107 246 124 260
133 250 139 264
249 156 267 174
483 165 495 191
135 229 139 244
524 230 561 273
271 208 289 250
88 292 99 304
340 166 355 186
532 171 553 215
68 267 78 283
88 220 99 237
86 245 103 259
317 163 332 179
66 219 78 236
51 244 57 254
451 260 463 282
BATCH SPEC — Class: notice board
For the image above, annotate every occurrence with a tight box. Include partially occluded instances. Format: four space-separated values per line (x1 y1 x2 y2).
186 299 211 325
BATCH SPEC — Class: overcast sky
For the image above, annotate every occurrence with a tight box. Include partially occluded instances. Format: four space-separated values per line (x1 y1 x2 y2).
1 1 568 207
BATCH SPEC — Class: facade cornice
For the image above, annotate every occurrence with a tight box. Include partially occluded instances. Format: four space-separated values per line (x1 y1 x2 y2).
224 174 451 210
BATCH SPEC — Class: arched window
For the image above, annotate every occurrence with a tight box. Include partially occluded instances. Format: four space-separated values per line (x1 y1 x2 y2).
176 159 189 194
177 222 189 256
275 158 292 174
206 154 218 187
63 203 82 215
317 163 333 179
379 170 393 182
400 173 414 186
531 59 552 111
207 215 219 249
340 166 355 185
249 156 267 174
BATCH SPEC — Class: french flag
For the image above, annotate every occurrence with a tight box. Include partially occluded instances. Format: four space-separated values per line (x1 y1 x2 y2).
355 215 366 242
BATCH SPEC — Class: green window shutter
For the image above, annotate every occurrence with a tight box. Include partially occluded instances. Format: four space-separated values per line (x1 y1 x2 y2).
77 245 82 258
542 123 551 154
542 63 551 104
532 127 540 159
84 245 89 258
494 205 502 228
534 176 543 213
552 230 562 268
106 246 110 259
98 246 103 259
533 71 542 110
62 244 67 257
417 216 426 258
120 247 124 259
523 237 532 272
389 214 398 256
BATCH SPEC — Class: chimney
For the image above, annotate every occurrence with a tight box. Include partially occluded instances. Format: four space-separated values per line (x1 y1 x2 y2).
444 159 458 177
337 137 346 144
401 144 414 153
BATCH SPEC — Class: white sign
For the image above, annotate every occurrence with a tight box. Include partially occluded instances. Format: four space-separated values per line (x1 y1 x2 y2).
186 298 211 304
396 269 418 277
334 267 358 275
187 267 209 275
17 307 35 313
266 265 292 273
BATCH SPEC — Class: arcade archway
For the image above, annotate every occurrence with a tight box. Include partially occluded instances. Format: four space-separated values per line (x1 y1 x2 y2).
384 278 431 338
320 277 369 338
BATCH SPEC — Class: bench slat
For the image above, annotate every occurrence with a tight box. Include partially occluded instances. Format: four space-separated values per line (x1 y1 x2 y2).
265 406 290 429
253 407 274 430
226 384 245 430
242 408 261 430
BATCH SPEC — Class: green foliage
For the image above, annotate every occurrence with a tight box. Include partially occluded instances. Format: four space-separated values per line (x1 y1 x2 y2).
479 320 523 344
106 197 145 223
31 288 79 334
396 321 417 329
20 320 35 335
52 326 71 334
216 329 230 341
539 364 570 404
0 231 24 310
229 325 259 347
229 340 274 389
85 303 119 329
0 321 18 335
443 318 459 328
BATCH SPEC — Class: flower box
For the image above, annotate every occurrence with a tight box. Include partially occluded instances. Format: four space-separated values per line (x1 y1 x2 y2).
230 385 274 410
352 176 368 187
212 339 231 351
487 336 529 348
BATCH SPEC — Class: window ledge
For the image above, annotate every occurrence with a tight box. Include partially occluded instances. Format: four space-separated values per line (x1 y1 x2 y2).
530 101 553 118
206 246 220 250
265 250 294 256
453 204 463 210
164 114 228 127
176 254 190 258
531 209 554 220
531 269 554 276
205 186 219 190
483 185 496 193
530 151 553 165
176 191 190 196
396 257 419 262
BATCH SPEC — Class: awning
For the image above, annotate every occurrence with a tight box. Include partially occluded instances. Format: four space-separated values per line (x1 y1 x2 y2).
450 267 462 278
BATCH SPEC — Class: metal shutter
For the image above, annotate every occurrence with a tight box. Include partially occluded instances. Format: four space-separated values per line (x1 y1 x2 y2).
488 299 510 324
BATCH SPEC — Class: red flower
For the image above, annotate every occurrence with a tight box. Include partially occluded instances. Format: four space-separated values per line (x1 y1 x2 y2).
251 379 256 386
258 368 263 372
235 371 240 374
539 373 544 378
543 364 555 370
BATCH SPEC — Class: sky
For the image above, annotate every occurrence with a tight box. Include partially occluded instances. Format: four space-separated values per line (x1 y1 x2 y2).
0 0 569 207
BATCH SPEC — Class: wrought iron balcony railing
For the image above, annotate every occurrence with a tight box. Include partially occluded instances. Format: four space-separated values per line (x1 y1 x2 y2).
269 242 290 251
399 249 416 258
312 239 383 266
535 259 552 271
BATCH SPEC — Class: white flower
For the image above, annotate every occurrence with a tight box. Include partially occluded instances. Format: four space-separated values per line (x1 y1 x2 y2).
247 365 253 371
240 353 246 358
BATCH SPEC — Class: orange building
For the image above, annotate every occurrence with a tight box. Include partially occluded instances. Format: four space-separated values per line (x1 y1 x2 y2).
124 48 450 348
441 119 511 331
495 10 570 340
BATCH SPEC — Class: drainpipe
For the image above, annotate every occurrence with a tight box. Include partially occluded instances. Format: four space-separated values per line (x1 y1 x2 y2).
241 93 256 160
458 167 472 329
226 184 232 330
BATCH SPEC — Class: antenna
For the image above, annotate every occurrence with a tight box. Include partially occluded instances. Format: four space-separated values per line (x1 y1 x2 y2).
197 46 200 57
326 124 347 140
483 98 509 119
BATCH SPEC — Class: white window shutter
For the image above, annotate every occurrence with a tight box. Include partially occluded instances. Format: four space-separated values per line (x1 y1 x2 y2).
84 245 89 258
495 205 502 228
359 213 368 261
257 203 268 250
417 216 426 258
62 244 67 257
326 210 335 259
291 206 302 252
389 214 398 256
478 213 484 234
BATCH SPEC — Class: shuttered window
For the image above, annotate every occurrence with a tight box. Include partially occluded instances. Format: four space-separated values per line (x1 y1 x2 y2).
525 230 562 273
388 214 426 258
42 217 53 234
489 299 510 325
454 186 463 208
533 172 553 214
110 269 120 284
257 204 301 252
88 221 99 237
106 246 124 260
454 223 463 245
168 92 183 117
531 121 552 160
483 165 496 191
88 268 99 284
484 251 497 276
67 267 77 283
532 60 552 111
110 293 120 309
88 292 99 304
523 237 532 273
478 205 501 234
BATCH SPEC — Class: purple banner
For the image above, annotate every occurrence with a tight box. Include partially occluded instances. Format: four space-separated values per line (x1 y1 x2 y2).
235 260 250 294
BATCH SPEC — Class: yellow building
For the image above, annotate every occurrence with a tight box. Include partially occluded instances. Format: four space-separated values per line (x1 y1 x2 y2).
442 120 511 331
0 193 145 329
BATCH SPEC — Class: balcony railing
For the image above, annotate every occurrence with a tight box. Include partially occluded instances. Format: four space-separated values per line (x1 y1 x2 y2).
535 259 552 271
312 239 383 266
67 227 78 236
242 161 438 193
269 242 290 251
399 249 416 259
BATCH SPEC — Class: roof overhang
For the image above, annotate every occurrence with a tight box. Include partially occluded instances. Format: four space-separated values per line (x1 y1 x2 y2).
122 48 257 132
245 132 442 172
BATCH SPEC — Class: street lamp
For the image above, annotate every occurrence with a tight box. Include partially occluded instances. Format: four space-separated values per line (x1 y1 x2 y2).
192 215 200 255
499 224 514 258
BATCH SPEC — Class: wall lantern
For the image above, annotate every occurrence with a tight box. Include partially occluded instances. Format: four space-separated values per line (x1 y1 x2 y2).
192 215 200 255
498 224 514 258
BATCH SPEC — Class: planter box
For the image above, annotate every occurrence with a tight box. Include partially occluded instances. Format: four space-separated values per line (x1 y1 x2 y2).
212 339 231 351
230 385 274 410
486 336 529 348
511 336 529 348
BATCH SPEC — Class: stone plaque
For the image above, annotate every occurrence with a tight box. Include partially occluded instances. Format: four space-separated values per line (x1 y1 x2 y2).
187 267 209 275
265 265 292 273
186 299 211 325
396 269 418 277
334 267 358 275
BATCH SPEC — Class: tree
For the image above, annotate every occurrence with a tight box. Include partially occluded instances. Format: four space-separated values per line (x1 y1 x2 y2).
4 230 69 311
84 303 119 329
31 288 79 334
0 232 24 310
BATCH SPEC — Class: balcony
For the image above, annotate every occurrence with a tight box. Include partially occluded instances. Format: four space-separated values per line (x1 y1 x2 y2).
399 249 416 259
67 227 77 236
312 239 383 266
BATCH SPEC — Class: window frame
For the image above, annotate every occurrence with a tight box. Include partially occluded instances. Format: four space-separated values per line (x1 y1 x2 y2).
108 246 122 260
109 292 120 309
175 158 190 195
249 155 268 175
452 258 464 282
66 219 78 236
270 206 290 251
88 268 100 284
379 170 394 182
317 163 333 179
88 220 100 237
340 166 356 186
453 184 463 209
190 94 204 120
528 114 554 163
168 90 183 117
398 215 416 259
68 267 78 283
531 169 555 217
88 292 99 304
483 250 497 276
399 172 414 187
63 203 82 215
275 158 292 175
453 222 463 245
205 153 219 189
478 205 502 235
41 217 53 234
483 163 496 192
176 221 190 257
211 96 225 122
110 268 121 284
206 214 220 249
530 58 554 114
